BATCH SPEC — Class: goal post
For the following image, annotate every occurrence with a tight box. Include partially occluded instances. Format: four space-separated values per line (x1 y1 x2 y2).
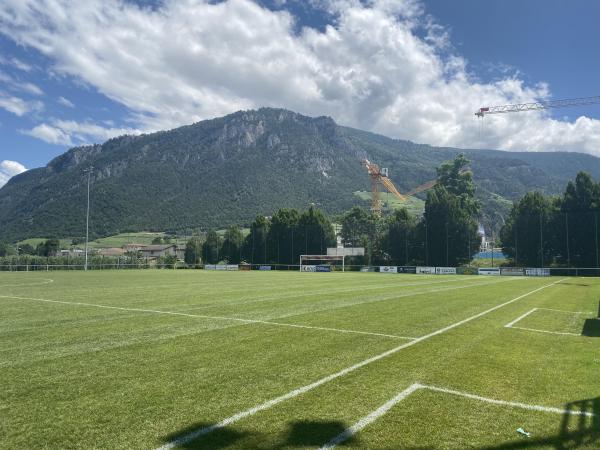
299 255 344 272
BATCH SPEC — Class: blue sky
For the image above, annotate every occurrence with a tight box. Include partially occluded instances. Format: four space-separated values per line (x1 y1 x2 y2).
1 0 600 186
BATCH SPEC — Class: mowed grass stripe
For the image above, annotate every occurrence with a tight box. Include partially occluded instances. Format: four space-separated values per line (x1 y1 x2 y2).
155 279 563 450
0 276 522 358
0 276 534 367
0 294 415 341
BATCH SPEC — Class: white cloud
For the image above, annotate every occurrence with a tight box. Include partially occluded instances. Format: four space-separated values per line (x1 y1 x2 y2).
23 123 74 146
0 91 42 116
57 96 74 108
0 159 27 187
0 70 43 96
1 0 600 155
0 54 33 72
22 119 139 146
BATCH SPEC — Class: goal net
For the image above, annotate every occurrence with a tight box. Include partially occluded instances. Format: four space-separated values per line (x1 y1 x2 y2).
299 255 344 272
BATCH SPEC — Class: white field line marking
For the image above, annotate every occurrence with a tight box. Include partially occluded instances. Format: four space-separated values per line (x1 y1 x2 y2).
504 308 538 328
0 295 413 340
0 278 54 288
320 381 594 449
420 384 595 416
0 276 516 341
268 277 524 321
319 384 422 450
509 326 582 337
537 307 595 314
173 276 485 313
154 278 565 450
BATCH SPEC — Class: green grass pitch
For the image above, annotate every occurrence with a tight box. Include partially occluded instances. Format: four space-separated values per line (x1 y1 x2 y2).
1 271 599 449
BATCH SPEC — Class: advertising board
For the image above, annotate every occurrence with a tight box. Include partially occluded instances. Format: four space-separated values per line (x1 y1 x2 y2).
379 266 398 273
301 265 317 272
397 266 417 274
478 268 500 276
525 268 550 277
316 265 331 272
500 267 524 276
416 266 436 274
435 267 456 275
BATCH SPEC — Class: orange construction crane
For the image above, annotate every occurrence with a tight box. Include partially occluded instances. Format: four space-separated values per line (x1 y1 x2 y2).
361 159 406 216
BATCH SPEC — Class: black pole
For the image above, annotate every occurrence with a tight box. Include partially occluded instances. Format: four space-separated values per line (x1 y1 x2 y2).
491 232 494 268
445 221 449 266
594 212 598 269
425 219 428 266
405 231 409 266
565 212 570 267
540 212 544 268
515 226 518 266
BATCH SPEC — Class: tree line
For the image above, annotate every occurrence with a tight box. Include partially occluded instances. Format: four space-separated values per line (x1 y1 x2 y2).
187 154 482 267
500 172 600 267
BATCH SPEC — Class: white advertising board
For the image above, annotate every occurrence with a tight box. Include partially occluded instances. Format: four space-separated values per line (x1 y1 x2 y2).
379 266 398 273
435 267 456 275
301 265 317 272
500 267 524 276
525 268 550 277
416 266 436 274
478 268 500 276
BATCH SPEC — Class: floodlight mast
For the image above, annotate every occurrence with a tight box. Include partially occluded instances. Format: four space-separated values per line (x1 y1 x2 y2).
475 95 600 117
83 166 93 271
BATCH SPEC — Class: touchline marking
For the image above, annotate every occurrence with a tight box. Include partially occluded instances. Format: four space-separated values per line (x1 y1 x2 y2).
0 295 413 340
154 278 565 450
319 382 594 449
0 278 54 288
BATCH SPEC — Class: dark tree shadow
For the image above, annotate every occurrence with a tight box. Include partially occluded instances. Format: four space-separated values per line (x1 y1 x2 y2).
282 420 355 447
556 282 591 287
160 422 263 449
581 319 600 337
474 397 600 449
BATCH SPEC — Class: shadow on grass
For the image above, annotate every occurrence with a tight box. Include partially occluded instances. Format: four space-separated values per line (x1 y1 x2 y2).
282 420 355 447
160 422 262 449
556 282 591 287
160 419 354 449
475 397 600 449
581 319 600 337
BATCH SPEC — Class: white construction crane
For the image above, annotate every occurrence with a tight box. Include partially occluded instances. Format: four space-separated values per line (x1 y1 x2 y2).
475 95 600 117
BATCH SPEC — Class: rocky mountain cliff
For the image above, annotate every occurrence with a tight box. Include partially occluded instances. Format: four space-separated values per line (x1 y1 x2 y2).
2 107 600 241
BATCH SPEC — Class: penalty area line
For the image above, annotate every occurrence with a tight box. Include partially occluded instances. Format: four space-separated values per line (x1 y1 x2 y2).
154 278 565 450
319 382 594 449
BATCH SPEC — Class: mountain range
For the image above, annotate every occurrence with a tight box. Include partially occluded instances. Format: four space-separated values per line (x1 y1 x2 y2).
2 107 600 242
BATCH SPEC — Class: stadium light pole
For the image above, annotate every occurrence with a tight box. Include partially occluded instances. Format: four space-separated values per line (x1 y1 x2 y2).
83 166 93 271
